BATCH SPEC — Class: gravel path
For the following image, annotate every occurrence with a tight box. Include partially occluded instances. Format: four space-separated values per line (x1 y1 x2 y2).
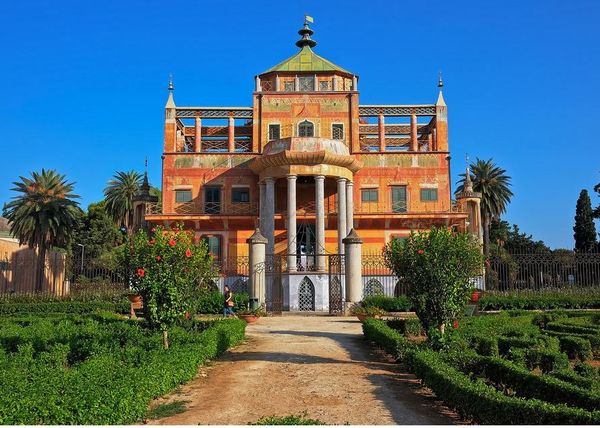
147 316 459 425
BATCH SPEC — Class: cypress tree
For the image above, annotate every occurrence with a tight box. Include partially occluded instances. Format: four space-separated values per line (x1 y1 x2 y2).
573 189 597 252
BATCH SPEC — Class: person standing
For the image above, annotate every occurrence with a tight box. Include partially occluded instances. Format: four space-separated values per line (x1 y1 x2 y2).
223 285 235 318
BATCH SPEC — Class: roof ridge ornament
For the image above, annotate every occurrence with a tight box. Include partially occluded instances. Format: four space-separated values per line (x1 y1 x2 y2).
436 71 446 107
165 73 176 108
296 17 317 49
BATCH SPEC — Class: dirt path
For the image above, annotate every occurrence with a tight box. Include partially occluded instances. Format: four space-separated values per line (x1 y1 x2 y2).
147 316 459 425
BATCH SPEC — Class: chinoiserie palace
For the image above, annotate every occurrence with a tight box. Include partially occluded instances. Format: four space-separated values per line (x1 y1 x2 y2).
144 21 483 312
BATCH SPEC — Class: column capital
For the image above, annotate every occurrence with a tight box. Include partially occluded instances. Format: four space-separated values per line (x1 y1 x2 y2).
337 177 347 183
286 174 297 179
314 175 325 181
264 177 275 184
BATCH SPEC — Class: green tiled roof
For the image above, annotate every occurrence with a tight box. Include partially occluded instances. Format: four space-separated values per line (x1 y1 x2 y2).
263 46 352 75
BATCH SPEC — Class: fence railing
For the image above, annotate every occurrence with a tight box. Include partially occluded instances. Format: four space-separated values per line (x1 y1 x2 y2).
486 251 600 291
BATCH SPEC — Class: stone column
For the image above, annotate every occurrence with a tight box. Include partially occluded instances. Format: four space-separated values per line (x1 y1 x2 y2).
264 177 275 255
287 174 297 272
259 181 266 233
343 229 363 311
275 75 280 92
247 228 267 306
315 175 326 271
194 116 202 152
346 180 354 234
228 116 235 153
378 114 385 152
432 128 438 152
337 178 347 255
410 114 418 152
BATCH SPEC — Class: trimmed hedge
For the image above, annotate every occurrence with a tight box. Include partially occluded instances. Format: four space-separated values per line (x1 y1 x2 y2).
545 321 600 336
0 314 246 424
386 318 424 336
409 350 600 424
470 335 499 357
361 295 412 312
525 348 569 373
543 330 600 354
550 369 596 390
479 292 600 311
558 336 593 360
196 291 249 314
476 356 600 412
361 318 414 361
0 301 130 316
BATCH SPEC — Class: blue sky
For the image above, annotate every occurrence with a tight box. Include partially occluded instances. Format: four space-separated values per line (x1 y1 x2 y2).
1 0 598 249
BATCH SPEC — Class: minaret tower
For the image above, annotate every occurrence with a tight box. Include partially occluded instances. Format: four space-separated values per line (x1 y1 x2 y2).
456 158 483 245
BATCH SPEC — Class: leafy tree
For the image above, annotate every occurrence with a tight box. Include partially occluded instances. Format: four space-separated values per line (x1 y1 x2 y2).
2 169 80 291
103 171 142 230
384 227 483 338
489 218 550 254
71 201 121 261
573 189 597 252
120 224 216 349
455 158 513 256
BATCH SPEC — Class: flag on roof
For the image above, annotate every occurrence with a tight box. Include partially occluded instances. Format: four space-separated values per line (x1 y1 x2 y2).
305 15 314 23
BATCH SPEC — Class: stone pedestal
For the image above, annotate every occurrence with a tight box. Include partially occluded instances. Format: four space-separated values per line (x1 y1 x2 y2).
343 229 363 313
247 228 267 305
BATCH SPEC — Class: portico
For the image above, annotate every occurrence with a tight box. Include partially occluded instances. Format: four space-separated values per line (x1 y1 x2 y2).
250 137 361 272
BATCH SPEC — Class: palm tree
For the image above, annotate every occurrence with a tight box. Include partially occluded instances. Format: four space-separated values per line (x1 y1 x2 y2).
2 169 80 291
103 171 142 231
455 158 513 255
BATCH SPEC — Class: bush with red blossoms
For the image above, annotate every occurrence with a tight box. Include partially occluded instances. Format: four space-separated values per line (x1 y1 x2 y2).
384 227 483 339
119 223 216 349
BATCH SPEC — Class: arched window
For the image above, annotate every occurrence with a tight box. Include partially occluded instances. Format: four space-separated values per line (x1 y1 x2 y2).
298 276 316 311
364 278 384 298
230 278 248 294
298 120 314 137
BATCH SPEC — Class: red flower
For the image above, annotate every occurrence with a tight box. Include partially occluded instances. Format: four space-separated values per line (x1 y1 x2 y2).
184 311 190 320
149 239 156 246
173 227 179 232
168 239 176 247
155 255 162 262
136 268 145 278
452 320 459 329
185 248 192 258
150 227 156 233
417 249 425 254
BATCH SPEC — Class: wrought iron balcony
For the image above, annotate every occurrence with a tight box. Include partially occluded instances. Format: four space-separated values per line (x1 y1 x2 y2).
145 202 259 216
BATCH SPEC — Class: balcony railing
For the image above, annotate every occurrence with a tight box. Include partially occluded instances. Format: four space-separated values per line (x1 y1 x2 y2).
146 202 258 216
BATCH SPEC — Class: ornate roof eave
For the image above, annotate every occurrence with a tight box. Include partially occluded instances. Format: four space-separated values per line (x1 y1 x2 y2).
249 150 362 175
455 190 482 199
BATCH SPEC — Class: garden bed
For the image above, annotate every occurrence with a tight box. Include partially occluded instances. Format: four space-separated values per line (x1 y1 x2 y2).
0 312 246 424
362 311 600 424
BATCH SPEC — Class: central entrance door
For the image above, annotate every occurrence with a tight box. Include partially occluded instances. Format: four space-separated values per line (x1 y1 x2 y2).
296 222 316 271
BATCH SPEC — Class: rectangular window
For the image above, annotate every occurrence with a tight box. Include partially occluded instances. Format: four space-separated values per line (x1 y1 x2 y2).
420 188 438 202
175 190 192 203
268 124 280 141
299 76 315 92
284 81 295 92
391 186 407 213
319 80 330 91
201 235 222 259
204 186 221 214
361 188 378 202
332 124 344 140
231 188 250 203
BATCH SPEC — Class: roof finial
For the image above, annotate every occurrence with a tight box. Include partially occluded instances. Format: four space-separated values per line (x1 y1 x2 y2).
296 16 317 49
168 73 174 91
438 71 444 89
165 73 176 108
464 154 473 192
436 71 446 106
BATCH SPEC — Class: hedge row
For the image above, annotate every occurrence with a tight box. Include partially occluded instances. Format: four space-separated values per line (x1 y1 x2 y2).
479 292 600 311
0 315 246 424
543 330 600 355
386 318 424 336
196 291 249 314
361 295 412 312
361 318 414 361
409 350 600 424
475 356 600 412
0 301 130 316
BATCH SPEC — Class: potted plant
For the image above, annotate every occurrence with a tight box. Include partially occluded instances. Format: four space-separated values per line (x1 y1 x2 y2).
350 304 386 321
237 306 267 323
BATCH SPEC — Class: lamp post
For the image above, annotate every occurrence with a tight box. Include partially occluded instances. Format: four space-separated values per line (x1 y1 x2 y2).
76 243 85 273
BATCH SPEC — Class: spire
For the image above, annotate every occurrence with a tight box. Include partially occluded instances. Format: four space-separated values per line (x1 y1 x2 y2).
165 73 176 108
464 155 473 193
296 17 317 48
436 71 446 106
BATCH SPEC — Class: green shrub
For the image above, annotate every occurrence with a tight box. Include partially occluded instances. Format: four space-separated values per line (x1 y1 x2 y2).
497 336 536 355
505 348 527 366
574 361 599 379
362 318 414 361
362 295 412 312
525 348 569 373
470 335 499 357
0 315 246 424
0 301 129 316
559 336 593 360
386 318 424 336
196 291 249 314
479 291 600 311
409 349 600 424
532 312 565 329
550 369 596 391
478 356 600 412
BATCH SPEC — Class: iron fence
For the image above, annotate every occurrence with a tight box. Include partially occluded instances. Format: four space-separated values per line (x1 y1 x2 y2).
486 250 600 292
361 254 408 297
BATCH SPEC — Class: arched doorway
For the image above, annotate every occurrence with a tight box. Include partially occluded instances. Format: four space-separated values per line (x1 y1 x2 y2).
298 276 315 311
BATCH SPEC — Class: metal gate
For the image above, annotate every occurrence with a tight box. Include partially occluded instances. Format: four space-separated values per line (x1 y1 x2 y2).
328 254 344 315
265 254 283 315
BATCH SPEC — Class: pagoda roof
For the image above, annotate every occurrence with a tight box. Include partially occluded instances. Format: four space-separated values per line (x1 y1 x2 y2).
261 46 353 76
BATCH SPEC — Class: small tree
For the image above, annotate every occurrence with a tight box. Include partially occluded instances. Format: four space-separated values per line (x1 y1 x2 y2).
120 224 216 349
574 189 597 252
384 227 483 337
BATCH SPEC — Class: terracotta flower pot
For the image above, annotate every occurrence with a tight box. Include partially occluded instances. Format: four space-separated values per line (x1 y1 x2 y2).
356 314 368 322
239 314 259 323
471 290 481 302
127 294 142 304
